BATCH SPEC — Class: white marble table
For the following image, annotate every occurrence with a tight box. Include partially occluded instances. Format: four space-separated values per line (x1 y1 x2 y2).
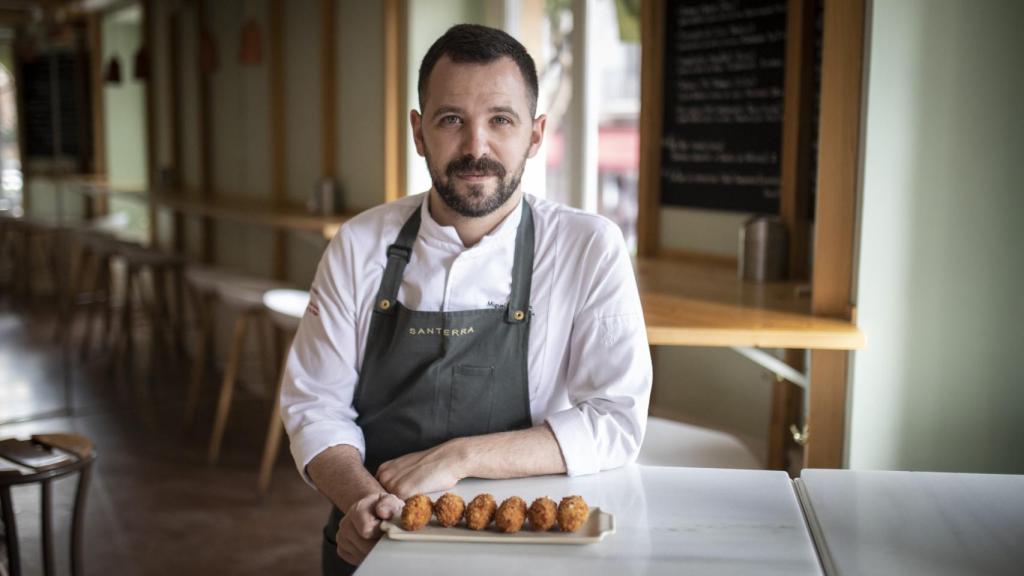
796 469 1024 576
358 465 823 575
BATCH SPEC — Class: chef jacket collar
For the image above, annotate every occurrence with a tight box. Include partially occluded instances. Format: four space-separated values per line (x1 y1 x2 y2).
418 192 525 255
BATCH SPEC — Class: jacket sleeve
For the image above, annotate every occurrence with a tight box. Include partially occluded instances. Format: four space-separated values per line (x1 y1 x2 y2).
280 228 366 486
545 219 652 476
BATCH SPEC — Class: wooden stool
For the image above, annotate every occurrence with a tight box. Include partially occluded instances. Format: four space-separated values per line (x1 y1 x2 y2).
183 266 239 428
105 244 186 408
257 289 309 493
204 275 289 464
0 217 61 309
0 434 96 576
67 229 120 360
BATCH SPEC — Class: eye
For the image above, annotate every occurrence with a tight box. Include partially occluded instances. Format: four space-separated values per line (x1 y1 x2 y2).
440 115 462 126
492 116 513 126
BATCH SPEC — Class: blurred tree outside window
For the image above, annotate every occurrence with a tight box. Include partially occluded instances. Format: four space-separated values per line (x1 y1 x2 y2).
525 0 640 251
0 56 23 214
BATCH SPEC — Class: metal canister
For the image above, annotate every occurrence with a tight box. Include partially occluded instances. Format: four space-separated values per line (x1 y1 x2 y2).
739 216 789 282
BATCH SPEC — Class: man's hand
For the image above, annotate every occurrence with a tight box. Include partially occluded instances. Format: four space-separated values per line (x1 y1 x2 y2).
376 426 567 498
376 441 466 498
334 493 404 566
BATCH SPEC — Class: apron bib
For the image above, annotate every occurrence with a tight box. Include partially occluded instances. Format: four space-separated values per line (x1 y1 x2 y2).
322 201 535 575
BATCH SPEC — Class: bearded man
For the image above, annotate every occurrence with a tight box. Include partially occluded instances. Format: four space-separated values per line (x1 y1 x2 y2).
279 23 652 575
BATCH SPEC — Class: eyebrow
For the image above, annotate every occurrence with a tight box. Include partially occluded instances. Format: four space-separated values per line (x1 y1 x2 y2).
489 106 521 123
431 106 464 120
431 105 522 123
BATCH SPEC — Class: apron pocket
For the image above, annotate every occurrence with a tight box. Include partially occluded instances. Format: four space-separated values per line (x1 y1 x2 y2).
447 365 495 438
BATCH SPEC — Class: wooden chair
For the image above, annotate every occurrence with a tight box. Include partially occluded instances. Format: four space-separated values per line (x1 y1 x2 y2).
0 434 96 576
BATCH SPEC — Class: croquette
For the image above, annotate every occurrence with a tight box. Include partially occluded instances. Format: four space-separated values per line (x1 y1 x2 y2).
527 496 557 531
401 494 433 531
557 495 589 532
433 492 466 527
494 496 527 533
465 493 497 530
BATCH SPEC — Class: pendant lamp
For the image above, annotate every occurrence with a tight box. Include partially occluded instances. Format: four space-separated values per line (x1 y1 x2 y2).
104 55 122 84
238 19 262 65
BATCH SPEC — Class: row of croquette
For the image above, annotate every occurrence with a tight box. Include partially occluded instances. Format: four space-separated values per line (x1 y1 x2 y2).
401 493 590 533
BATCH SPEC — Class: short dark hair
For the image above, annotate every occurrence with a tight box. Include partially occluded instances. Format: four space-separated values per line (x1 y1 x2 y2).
418 24 539 117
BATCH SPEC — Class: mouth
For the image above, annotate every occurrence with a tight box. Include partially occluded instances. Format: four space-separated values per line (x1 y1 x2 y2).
454 172 496 182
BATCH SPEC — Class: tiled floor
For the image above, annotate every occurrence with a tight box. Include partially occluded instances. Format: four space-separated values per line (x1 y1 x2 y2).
0 301 328 575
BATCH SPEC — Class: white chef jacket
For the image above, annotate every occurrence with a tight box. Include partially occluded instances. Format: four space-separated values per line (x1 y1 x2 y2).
281 192 652 482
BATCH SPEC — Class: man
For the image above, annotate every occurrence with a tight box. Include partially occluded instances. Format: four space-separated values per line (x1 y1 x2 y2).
280 24 652 574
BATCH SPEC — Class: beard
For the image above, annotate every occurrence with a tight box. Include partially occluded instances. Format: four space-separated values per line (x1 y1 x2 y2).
426 151 527 218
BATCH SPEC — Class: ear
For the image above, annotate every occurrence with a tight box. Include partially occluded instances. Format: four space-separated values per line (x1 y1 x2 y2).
411 110 426 157
526 114 547 159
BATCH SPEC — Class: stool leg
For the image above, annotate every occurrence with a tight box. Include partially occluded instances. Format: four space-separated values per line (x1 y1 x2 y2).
99 255 115 357
172 266 186 357
112 264 136 395
208 311 250 464
41 479 54 576
1 485 21 576
130 270 158 427
50 233 66 344
151 266 172 363
66 243 89 344
184 289 210 428
120 266 135 372
258 345 289 494
141 268 166 374
258 316 275 393
71 464 94 576
78 251 101 361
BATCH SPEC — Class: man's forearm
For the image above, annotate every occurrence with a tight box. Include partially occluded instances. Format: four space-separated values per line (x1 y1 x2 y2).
452 423 567 480
307 444 385 511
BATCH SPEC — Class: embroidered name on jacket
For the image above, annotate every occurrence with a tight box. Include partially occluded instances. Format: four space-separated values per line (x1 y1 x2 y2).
408 327 476 336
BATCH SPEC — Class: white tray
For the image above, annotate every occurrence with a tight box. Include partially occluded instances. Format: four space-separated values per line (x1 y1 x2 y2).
381 508 614 545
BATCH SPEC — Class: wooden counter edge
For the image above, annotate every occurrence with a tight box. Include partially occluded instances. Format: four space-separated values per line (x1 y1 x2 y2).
645 324 865 350
152 192 352 235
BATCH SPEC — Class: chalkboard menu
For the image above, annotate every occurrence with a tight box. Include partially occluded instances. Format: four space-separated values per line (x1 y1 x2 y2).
19 50 92 165
660 0 786 213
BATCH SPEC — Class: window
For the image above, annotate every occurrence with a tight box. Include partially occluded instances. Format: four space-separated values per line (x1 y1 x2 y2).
0 45 23 214
521 0 641 250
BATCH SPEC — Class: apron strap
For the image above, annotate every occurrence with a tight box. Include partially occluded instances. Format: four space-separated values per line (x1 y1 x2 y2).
506 200 534 324
374 206 422 313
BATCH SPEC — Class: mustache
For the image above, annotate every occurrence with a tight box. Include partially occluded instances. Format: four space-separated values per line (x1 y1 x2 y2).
445 155 507 179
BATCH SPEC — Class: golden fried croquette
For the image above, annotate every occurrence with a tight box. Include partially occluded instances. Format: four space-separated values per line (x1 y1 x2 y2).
557 495 589 532
433 492 466 527
494 496 527 533
401 494 433 531
527 497 557 531
465 493 497 530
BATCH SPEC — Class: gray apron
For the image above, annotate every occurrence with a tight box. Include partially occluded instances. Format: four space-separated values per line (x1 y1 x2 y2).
322 201 535 574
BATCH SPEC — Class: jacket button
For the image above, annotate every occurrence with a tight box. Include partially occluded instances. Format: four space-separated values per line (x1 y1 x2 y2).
379 299 391 310
513 310 525 321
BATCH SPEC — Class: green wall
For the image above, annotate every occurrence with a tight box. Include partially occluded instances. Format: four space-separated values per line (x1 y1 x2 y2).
850 0 1024 472
102 4 149 234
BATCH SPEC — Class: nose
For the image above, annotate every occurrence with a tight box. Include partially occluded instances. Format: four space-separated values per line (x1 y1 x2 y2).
461 121 490 159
